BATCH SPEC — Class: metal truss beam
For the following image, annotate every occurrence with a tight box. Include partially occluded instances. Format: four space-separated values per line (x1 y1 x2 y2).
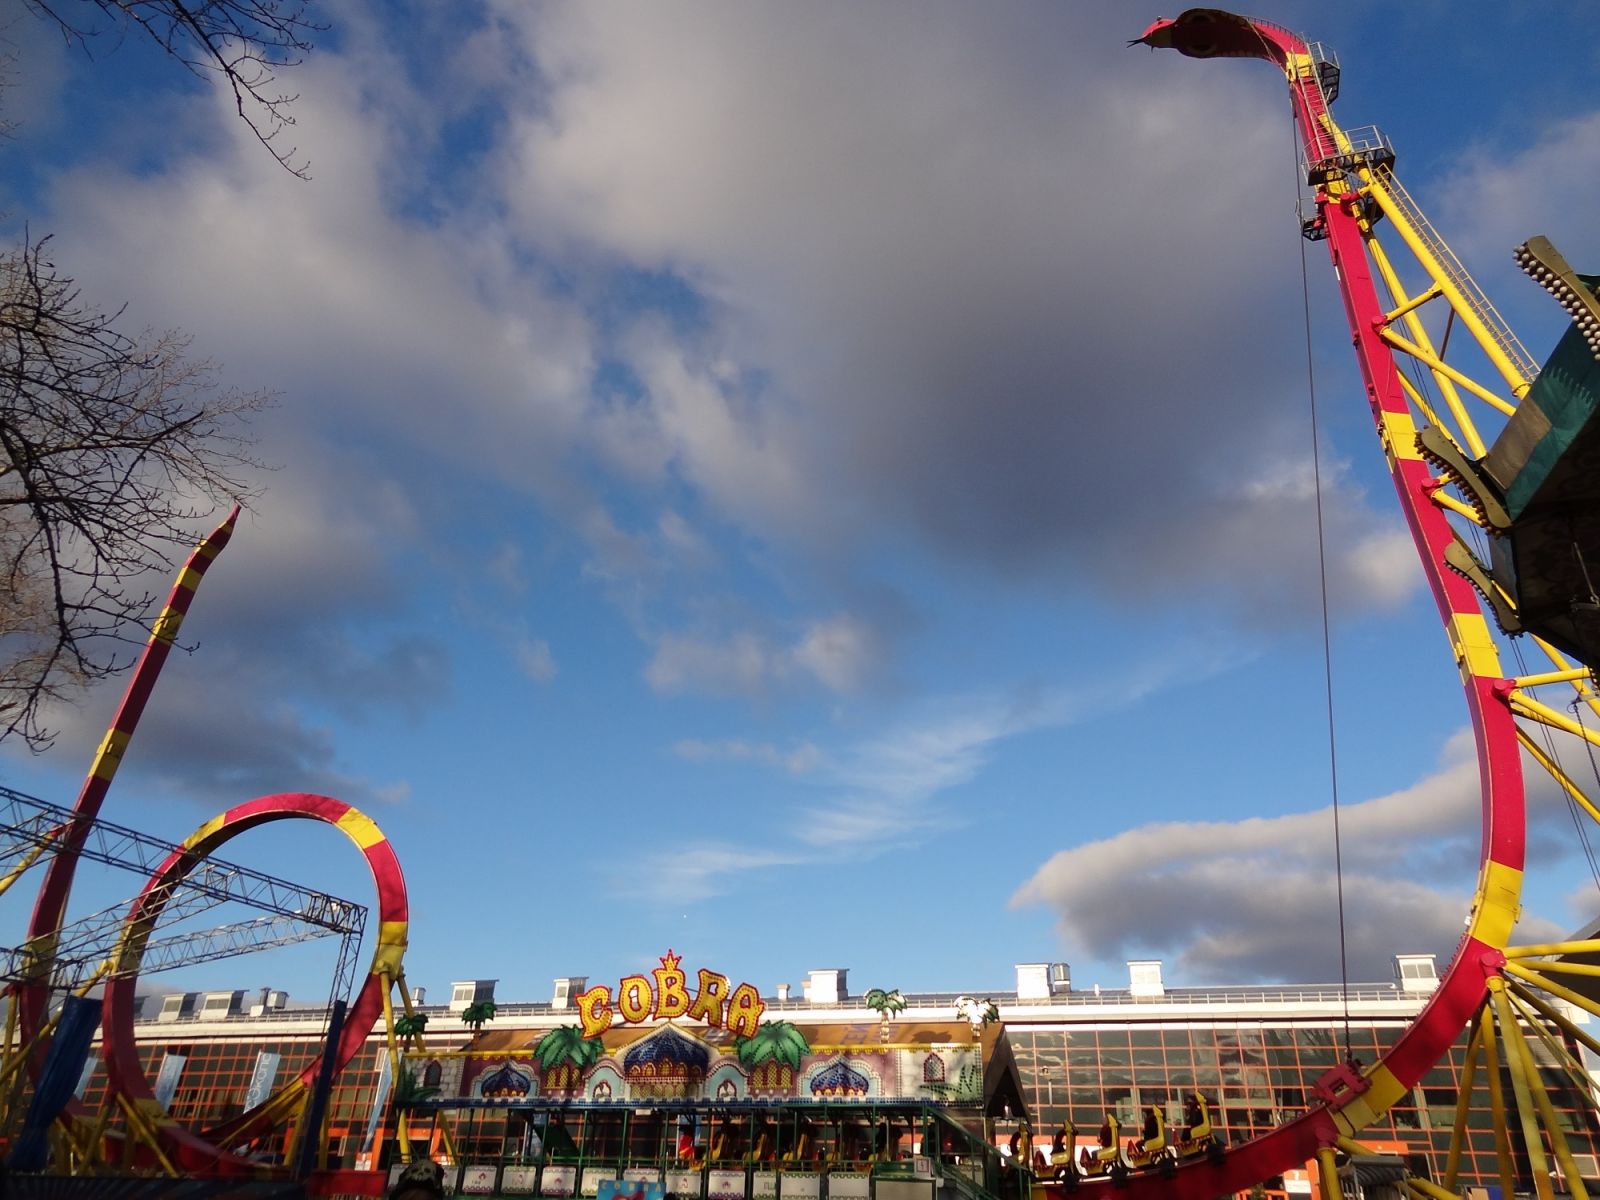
0 786 364 932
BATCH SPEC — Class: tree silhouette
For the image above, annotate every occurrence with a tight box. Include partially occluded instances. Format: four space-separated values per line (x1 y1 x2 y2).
0 237 266 749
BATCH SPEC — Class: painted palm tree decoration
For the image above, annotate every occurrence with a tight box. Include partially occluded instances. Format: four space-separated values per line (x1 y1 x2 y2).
954 996 1000 1031
923 1062 983 1103
735 1020 811 1092
534 1023 605 1093
394 1065 441 1107
394 1011 430 1041
864 988 906 1043
460 1000 497 1036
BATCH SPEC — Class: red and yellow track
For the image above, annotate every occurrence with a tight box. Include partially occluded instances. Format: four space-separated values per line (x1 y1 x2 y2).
1060 9 1560 1199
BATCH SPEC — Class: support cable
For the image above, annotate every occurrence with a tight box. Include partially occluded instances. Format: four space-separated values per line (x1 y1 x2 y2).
1294 120 1354 1057
1564 696 1600 893
1502 633 1600 897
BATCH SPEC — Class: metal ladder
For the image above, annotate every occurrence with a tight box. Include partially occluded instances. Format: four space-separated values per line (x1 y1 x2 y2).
1370 163 1540 385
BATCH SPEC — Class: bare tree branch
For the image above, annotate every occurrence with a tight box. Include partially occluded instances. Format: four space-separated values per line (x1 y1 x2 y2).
23 0 325 177
0 234 270 750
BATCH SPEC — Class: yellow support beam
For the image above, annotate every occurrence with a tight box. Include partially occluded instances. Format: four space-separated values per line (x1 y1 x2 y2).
1407 1175 1467 1200
1317 1146 1342 1200
1481 1000 1520 1200
1378 327 1518 417
1506 958 1600 979
1367 238 1488 455
380 969 410 1164
1384 281 1446 326
0 832 61 904
1428 490 1487 526
1363 174 1535 398
1444 1013 1485 1194
1507 990 1600 1117
116 1093 179 1178
1499 988 1589 1200
1505 961 1600 1026
1490 984 1555 1200
1518 735 1600 830
1509 694 1600 748
1527 640 1600 721
1510 668 1595 689
1507 977 1600 1064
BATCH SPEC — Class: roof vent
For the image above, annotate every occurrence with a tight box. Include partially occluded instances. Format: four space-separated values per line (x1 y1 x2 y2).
552 977 587 1010
1015 963 1051 1000
1394 954 1438 994
1128 960 1164 998
804 968 848 1004
450 980 497 1013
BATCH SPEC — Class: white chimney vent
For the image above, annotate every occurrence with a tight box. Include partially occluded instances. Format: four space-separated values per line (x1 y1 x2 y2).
803 969 848 1004
1015 963 1051 1000
1128 960 1164 998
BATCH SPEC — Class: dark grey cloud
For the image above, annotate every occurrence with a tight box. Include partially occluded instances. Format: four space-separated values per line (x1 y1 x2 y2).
496 1 1414 626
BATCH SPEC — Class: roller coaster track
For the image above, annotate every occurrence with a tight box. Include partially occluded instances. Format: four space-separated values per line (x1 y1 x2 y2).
1105 10 1600 1200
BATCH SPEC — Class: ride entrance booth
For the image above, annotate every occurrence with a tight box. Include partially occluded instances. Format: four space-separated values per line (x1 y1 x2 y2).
393 971 1028 1200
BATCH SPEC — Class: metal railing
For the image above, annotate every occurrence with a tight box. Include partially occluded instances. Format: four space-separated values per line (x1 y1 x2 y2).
1372 163 1539 384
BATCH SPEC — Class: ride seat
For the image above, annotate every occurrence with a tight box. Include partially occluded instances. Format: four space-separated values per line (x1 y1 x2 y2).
1138 1107 1167 1154
1050 1125 1076 1167
1091 1117 1121 1167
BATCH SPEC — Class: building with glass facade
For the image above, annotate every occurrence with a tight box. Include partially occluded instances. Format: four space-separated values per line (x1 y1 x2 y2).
86 953 1600 1197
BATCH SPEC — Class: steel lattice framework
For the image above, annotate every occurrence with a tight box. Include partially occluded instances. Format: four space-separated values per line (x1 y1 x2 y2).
0 784 367 995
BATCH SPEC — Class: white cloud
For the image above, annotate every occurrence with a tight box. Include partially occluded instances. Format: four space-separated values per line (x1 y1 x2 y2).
619 842 805 905
39 48 595 504
657 511 715 572
513 635 557 684
634 691 1049 901
644 657 1227 901
616 323 808 538
673 739 821 775
793 616 879 694
644 614 887 698
645 631 778 697
1010 729 1571 982
1438 111 1600 283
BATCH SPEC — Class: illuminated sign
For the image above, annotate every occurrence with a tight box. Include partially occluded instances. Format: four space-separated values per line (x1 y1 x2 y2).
576 951 765 1039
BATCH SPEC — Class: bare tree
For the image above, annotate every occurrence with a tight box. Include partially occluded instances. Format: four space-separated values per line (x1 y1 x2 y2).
23 0 324 177
0 235 269 750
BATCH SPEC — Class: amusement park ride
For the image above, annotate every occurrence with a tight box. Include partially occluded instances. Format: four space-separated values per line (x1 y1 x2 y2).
4 6 1600 1200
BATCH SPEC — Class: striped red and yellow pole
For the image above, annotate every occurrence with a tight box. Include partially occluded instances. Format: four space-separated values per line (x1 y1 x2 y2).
16 506 241 1060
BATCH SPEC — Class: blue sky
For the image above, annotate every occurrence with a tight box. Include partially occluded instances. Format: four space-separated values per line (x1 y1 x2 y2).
3 0 1599 1009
